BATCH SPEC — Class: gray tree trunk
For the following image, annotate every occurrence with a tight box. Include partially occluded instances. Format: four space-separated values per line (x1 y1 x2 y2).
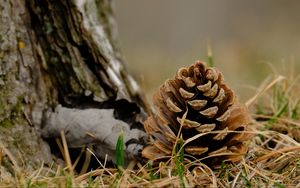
0 0 147 176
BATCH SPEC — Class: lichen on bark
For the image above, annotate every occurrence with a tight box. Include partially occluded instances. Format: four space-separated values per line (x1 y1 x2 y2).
0 0 52 174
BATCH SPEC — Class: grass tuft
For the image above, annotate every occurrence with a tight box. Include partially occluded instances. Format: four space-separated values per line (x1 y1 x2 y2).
115 129 125 175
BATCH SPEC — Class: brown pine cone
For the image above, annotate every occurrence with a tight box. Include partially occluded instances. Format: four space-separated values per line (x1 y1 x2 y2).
142 61 252 165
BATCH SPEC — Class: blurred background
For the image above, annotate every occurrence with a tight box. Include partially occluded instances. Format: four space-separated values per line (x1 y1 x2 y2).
114 0 300 102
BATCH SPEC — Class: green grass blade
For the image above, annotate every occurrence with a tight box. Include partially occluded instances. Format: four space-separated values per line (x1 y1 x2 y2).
273 182 286 188
146 162 158 181
115 130 125 169
207 42 214 67
175 138 185 188
292 99 300 120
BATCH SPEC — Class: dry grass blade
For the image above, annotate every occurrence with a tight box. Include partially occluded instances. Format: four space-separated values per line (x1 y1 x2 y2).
71 147 84 172
172 109 188 155
119 160 137 187
79 147 91 175
86 148 113 176
181 130 255 153
131 176 178 187
75 169 108 182
231 171 241 188
252 114 300 127
246 75 286 107
201 163 218 187
60 130 73 174
136 162 150 179
254 146 300 163
242 163 273 182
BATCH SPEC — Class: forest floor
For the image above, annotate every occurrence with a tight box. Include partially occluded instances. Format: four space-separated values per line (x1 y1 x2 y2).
1 69 300 188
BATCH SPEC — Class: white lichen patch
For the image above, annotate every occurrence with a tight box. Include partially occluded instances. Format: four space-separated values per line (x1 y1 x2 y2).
106 67 122 88
127 75 140 94
72 0 137 97
72 0 121 71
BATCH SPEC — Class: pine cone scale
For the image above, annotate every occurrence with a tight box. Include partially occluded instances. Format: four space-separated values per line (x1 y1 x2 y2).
153 141 172 154
188 99 208 110
199 106 219 118
203 83 219 98
166 98 182 113
176 117 201 129
208 146 229 156
166 80 187 106
197 81 212 92
179 88 195 99
213 88 225 104
216 108 231 122
195 123 216 133
185 146 208 155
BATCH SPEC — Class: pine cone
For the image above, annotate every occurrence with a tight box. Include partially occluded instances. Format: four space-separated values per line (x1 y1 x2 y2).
142 61 251 165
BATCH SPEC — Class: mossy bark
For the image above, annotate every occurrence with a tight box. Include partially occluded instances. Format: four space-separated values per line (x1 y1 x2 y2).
0 0 146 176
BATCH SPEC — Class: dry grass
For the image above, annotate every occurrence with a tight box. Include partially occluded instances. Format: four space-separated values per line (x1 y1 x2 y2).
1 71 300 188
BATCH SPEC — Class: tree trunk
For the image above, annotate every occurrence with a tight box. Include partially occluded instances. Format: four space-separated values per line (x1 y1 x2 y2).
0 0 147 175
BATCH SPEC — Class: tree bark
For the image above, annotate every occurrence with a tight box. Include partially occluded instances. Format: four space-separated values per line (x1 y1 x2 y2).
0 0 147 175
